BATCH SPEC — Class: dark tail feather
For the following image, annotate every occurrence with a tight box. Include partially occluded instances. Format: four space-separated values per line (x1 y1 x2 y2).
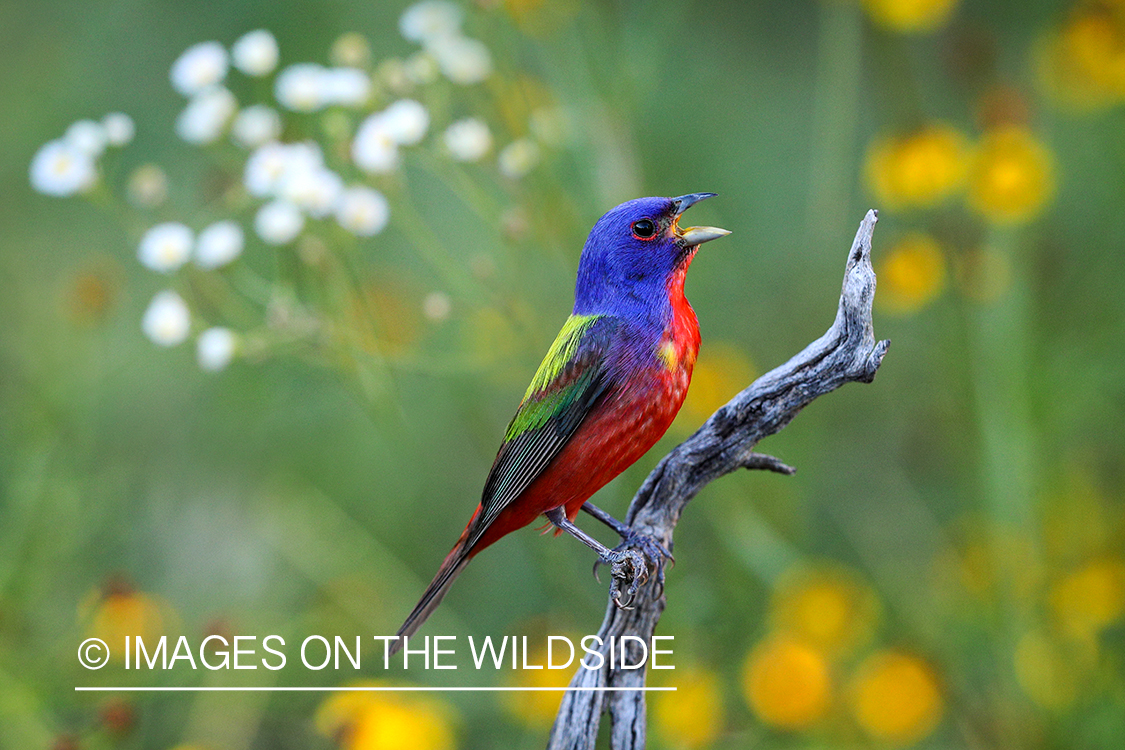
390 539 473 656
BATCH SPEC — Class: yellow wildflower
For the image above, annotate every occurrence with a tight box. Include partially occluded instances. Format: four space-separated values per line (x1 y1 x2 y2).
770 564 880 658
84 580 168 665
865 124 969 210
317 684 455 750
849 650 943 745
966 126 1055 224
877 233 947 314
503 645 572 729
652 666 725 749
1013 630 1089 710
1040 9 1125 109
742 634 831 730
1050 556 1125 637
862 0 961 33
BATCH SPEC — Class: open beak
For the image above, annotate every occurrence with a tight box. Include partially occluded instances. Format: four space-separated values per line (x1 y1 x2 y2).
671 192 731 246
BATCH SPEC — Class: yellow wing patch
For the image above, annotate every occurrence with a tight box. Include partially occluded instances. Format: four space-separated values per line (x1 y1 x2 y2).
658 341 679 371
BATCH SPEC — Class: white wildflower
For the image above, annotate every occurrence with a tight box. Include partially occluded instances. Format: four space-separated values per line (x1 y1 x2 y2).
432 35 491 85
195 220 244 269
281 167 343 218
102 112 135 146
142 290 191 346
400 1 463 44
170 41 229 97
65 120 107 157
255 200 304 244
281 141 326 180
322 67 372 107
352 117 400 173
335 186 390 236
175 85 237 144
232 105 281 148
138 222 193 273
422 291 452 321
197 327 237 371
29 140 97 197
232 29 279 76
380 99 429 145
244 141 289 196
443 117 491 161
498 138 540 179
275 63 328 112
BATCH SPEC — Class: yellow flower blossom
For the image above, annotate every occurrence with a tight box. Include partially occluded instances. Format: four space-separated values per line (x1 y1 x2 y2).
865 124 969 210
862 0 961 33
652 666 725 749
967 126 1055 224
677 341 756 427
742 634 832 730
1013 630 1092 710
317 683 455 750
877 233 947 314
770 564 880 658
1041 470 1117 563
1039 10 1125 109
849 650 943 745
84 582 168 665
503 645 573 729
1050 556 1125 637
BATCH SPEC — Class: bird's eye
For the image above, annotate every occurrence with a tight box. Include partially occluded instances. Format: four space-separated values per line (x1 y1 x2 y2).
631 218 657 240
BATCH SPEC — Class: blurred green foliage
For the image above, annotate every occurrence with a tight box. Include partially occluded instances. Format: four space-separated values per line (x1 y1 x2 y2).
2 1 1124 749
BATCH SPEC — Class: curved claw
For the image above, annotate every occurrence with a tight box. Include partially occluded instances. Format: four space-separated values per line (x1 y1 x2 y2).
592 529 673 609
605 548 652 609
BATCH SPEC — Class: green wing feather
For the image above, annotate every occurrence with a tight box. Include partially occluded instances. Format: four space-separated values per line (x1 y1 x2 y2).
466 314 617 548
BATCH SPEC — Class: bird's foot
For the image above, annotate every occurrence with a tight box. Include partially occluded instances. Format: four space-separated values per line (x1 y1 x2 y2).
594 530 672 608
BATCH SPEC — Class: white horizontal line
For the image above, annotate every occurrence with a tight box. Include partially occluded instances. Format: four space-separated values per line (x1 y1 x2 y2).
74 686 675 692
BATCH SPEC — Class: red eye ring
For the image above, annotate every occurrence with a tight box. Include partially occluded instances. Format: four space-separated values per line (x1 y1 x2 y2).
631 218 657 240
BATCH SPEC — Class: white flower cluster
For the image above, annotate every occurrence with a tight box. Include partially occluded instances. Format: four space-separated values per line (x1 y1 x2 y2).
136 218 245 365
140 289 237 372
29 112 134 196
399 0 492 85
138 220 245 274
244 140 390 240
352 98 429 173
275 63 372 112
169 31 280 146
32 6 555 376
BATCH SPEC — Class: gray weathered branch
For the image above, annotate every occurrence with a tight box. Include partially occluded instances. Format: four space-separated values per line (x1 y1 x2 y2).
547 210 889 750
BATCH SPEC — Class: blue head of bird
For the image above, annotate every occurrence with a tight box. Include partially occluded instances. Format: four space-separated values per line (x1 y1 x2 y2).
573 193 730 318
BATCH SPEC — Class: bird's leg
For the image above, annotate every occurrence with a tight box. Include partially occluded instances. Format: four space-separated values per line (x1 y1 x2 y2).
581 502 672 596
581 501 674 566
544 507 651 608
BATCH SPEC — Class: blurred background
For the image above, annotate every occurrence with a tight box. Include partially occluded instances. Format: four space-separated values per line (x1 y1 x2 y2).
2 0 1124 748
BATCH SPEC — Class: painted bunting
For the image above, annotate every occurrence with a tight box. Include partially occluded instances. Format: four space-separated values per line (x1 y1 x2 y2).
392 194 729 651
